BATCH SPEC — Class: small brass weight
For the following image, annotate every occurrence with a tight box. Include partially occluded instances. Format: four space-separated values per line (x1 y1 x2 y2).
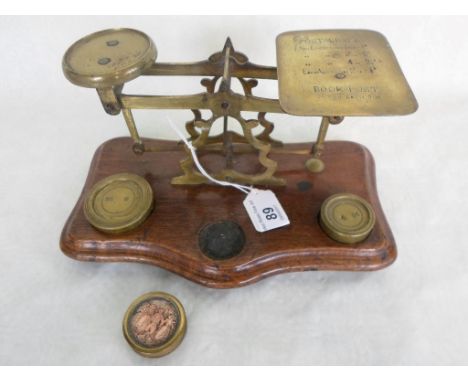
60 28 417 287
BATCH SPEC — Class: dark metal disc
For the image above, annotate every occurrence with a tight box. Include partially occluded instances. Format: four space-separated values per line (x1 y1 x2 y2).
198 221 245 260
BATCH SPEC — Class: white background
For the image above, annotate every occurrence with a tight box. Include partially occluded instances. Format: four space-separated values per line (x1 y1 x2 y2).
0 16 467 365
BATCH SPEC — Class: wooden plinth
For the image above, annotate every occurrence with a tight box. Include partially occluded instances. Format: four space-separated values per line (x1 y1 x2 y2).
60 137 396 288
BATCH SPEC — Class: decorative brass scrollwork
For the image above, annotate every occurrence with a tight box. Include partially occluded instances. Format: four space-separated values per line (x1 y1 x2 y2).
171 38 285 186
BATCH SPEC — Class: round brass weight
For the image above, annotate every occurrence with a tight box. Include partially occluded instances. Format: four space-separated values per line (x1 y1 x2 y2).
123 292 187 358
84 173 154 234
319 193 376 244
62 28 157 88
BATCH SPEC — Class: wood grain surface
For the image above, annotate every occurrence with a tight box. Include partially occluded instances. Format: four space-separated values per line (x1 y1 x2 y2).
60 137 396 288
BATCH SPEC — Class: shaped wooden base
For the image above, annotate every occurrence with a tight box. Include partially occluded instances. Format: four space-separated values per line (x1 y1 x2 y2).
60 137 396 288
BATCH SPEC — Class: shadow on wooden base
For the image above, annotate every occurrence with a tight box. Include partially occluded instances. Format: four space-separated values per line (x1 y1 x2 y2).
60 137 396 288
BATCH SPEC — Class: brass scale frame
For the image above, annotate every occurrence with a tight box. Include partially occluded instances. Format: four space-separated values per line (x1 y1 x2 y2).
97 38 342 187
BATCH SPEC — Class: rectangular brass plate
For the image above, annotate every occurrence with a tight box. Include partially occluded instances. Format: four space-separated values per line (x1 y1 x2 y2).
276 30 418 116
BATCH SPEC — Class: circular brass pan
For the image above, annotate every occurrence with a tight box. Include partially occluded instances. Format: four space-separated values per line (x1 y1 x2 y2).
62 28 157 88
84 173 154 234
123 292 187 358
319 193 376 244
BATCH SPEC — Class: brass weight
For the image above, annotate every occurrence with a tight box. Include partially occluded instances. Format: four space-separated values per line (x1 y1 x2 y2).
319 193 376 244
83 173 154 234
122 292 187 358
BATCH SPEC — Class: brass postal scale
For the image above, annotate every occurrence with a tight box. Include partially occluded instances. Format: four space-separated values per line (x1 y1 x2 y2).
60 28 417 288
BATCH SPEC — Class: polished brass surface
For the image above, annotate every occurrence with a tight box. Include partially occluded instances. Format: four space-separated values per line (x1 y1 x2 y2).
96 85 123 115
122 108 144 152
305 116 345 172
306 116 330 173
145 61 277 79
319 193 376 244
276 30 418 116
119 92 283 113
83 173 153 234
63 28 157 88
122 292 187 358
305 157 325 173
169 38 285 186
63 28 418 186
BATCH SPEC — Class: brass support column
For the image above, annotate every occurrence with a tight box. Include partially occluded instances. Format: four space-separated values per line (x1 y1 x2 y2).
221 40 234 170
306 116 330 173
122 108 144 154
